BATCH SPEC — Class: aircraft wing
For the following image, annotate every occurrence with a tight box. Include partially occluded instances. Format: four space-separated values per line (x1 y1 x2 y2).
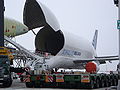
73 56 119 64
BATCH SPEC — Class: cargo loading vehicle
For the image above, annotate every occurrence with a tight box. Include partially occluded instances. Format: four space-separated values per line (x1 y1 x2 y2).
0 47 13 87
23 68 120 89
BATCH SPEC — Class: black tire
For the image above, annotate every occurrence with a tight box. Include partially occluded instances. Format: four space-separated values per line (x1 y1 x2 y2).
109 78 113 86
105 78 109 87
20 77 23 82
26 82 34 88
88 79 95 89
95 78 100 88
34 83 40 88
116 79 118 86
113 78 117 86
100 79 104 88
3 78 12 87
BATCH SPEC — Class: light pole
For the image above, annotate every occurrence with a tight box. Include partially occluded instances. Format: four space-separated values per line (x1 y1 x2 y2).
114 0 120 71
114 0 120 89
0 0 4 47
118 0 120 70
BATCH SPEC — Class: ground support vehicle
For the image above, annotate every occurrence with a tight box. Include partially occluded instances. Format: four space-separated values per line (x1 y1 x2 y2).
0 47 13 87
23 71 120 89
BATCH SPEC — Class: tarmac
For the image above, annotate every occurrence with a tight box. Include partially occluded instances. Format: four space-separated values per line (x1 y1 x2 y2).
0 79 112 90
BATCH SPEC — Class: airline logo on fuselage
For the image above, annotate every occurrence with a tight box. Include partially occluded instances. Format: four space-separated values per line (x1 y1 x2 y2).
62 49 81 56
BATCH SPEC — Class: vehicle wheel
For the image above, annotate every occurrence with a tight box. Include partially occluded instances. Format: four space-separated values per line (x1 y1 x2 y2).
105 78 109 87
100 79 104 88
116 79 118 86
3 78 12 87
20 77 23 82
95 79 100 88
26 82 34 88
88 79 95 89
113 79 117 86
109 78 113 86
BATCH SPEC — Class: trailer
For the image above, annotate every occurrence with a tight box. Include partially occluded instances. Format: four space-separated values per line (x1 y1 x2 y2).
23 70 120 89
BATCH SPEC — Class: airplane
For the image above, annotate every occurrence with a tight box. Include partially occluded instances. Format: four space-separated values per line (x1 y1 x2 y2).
4 17 28 37
23 0 119 73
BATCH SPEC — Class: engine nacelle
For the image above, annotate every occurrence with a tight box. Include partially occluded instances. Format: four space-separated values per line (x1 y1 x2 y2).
85 61 100 73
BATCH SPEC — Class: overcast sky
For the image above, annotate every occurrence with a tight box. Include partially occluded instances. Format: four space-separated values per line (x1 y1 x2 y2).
4 0 119 72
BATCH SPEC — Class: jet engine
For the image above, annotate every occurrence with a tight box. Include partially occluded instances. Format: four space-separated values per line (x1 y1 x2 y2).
23 0 65 55
85 61 100 73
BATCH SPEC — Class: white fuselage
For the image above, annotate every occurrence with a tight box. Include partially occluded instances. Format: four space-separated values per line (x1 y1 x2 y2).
4 17 28 37
44 30 97 69
23 0 99 70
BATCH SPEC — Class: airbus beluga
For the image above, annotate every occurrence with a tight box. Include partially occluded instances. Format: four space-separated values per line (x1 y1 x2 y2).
23 0 119 73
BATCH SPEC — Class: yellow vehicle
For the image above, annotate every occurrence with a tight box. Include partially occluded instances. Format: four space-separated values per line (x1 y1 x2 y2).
0 47 14 64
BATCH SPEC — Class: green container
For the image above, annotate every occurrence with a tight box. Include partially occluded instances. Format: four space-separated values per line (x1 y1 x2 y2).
73 75 81 81
64 75 81 82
